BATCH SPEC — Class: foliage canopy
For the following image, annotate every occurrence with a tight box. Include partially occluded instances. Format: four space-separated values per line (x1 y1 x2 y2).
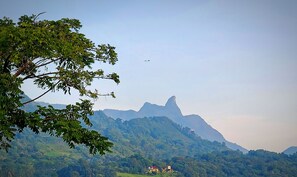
0 14 119 154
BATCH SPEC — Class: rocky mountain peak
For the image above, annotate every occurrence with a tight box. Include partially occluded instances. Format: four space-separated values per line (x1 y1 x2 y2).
102 96 247 152
165 96 177 107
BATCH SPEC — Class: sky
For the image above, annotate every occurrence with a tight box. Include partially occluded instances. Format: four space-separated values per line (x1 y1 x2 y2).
1 0 297 153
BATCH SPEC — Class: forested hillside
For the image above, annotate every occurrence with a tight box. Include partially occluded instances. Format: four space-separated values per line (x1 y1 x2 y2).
1 110 297 177
89 111 228 159
104 96 247 152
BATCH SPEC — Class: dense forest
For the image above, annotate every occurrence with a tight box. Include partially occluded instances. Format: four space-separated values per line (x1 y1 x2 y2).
1 111 297 177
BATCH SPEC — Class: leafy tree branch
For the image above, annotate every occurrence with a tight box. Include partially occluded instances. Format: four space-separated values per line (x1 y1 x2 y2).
0 14 119 154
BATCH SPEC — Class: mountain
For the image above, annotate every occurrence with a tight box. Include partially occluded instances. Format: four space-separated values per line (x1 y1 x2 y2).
21 94 246 152
104 96 247 153
283 146 297 155
13 97 229 159
89 111 228 159
0 109 229 176
3 96 297 176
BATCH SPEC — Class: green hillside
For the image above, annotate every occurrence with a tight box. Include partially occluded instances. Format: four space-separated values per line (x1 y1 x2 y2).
89 111 228 159
0 111 226 176
1 110 297 177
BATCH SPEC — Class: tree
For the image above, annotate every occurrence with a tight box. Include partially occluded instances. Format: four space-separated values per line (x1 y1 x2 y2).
0 14 120 155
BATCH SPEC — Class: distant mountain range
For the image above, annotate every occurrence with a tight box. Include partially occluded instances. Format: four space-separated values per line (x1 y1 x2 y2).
20 94 296 155
17 95 229 159
2 95 296 176
104 96 248 153
88 111 228 159
0 97 231 176
283 146 297 155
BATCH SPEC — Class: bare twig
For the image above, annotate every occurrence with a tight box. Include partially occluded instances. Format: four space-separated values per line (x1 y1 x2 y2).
22 81 60 105
22 71 59 80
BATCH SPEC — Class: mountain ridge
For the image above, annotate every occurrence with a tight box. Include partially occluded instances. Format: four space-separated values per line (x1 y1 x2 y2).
89 111 228 159
283 146 297 155
22 94 247 152
103 96 248 153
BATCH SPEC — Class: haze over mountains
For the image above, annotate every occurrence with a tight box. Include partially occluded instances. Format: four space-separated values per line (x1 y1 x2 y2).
104 96 248 153
21 94 295 154
2 95 295 176
20 94 229 158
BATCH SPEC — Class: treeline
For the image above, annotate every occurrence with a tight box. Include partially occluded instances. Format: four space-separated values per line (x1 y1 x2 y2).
115 151 297 177
1 147 297 176
167 150 297 177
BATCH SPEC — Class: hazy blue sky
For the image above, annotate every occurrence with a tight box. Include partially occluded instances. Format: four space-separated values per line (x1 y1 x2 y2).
1 0 296 152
